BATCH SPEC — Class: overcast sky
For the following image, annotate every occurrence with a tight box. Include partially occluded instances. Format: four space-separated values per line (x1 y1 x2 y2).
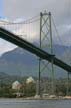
3 0 71 25
0 0 71 55
0 0 2 16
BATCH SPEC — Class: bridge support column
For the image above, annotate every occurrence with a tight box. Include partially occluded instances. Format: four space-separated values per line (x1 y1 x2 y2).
66 72 69 96
49 12 55 95
51 55 55 95
38 11 55 97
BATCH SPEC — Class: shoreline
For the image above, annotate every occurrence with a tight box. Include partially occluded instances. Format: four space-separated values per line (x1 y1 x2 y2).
0 96 71 100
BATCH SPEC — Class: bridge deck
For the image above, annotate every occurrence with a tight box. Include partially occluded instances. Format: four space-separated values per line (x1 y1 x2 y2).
0 27 71 72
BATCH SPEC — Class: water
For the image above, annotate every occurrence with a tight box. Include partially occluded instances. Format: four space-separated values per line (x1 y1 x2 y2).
0 99 71 108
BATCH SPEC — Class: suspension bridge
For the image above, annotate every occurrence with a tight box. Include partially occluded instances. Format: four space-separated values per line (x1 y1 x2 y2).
0 27 71 72
0 11 71 96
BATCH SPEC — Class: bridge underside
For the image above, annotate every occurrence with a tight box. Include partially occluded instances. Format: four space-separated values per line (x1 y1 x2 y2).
0 27 71 72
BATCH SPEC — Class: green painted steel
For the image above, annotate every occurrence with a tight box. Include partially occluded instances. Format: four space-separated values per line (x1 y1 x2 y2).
0 27 71 72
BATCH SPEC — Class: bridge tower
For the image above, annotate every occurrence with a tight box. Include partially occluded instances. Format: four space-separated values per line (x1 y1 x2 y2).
38 11 55 96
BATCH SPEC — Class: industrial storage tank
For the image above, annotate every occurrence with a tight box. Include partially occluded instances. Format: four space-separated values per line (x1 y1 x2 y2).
26 77 35 84
12 81 22 90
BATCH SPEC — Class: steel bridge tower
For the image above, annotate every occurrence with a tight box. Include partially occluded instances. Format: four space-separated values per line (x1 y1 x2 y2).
38 11 55 96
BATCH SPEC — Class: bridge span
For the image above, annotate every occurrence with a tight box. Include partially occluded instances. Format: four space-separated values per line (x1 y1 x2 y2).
0 27 71 72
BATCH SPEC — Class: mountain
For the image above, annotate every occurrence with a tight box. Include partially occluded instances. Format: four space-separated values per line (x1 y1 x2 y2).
0 72 26 85
0 44 71 77
0 47 38 76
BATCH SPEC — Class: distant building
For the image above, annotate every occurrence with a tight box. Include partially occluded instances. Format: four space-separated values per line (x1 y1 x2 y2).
12 81 22 90
26 76 35 84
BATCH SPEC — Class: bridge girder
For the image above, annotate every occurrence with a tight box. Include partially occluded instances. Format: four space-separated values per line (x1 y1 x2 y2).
0 27 71 72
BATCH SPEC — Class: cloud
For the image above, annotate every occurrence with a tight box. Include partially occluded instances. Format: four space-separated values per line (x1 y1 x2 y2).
13 18 40 43
52 24 71 46
3 0 71 35
3 0 71 28
13 18 25 23
0 39 17 56
0 18 17 55
3 0 71 23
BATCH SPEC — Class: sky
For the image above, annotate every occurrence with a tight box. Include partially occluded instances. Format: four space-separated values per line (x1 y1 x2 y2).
0 0 71 55
0 0 2 16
